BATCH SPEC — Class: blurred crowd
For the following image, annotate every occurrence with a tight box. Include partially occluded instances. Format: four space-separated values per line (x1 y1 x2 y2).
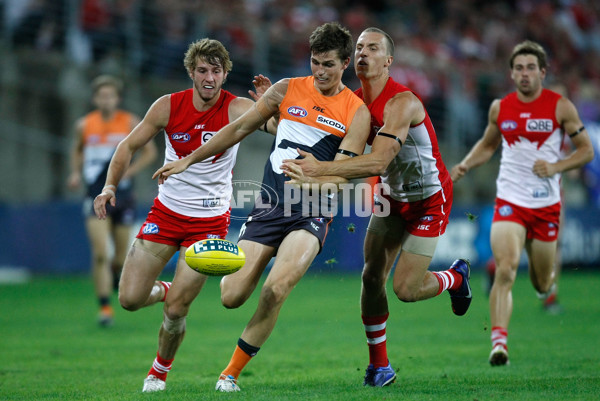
5 0 600 108
1 0 599 203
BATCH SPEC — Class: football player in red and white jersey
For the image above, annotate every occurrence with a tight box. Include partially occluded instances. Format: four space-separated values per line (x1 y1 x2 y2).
93 38 270 393
451 40 594 366
281 27 472 387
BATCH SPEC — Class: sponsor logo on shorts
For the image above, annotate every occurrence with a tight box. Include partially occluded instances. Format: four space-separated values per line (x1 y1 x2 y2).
417 224 430 230
171 132 191 143
500 120 518 131
310 222 320 231
420 215 434 222
499 205 513 216
287 106 308 117
143 223 159 234
207 234 221 239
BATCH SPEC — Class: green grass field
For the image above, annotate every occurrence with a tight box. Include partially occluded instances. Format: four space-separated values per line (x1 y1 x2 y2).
1 270 599 401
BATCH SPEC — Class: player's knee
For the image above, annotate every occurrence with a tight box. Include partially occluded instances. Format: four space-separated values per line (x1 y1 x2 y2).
361 265 386 290
259 283 289 307
494 264 517 287
393 284 419 303
118 291 143 311
221 290 246 309
162 312 186 334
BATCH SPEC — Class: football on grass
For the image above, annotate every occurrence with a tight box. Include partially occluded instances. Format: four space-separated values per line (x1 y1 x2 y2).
185 239 245 276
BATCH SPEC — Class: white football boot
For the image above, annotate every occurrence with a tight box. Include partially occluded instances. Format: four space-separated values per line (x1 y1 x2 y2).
489 345 510 366
216 374 241 392
142 375 166 392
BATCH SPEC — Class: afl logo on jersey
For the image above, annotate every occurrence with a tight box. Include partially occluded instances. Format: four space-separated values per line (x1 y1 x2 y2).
500 120 518 131
287 106 308 117
171 132 191 143
499 205 513 217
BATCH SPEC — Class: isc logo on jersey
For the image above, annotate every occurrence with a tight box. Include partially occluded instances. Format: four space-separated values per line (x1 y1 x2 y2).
526 119 553 132
317 115 345 133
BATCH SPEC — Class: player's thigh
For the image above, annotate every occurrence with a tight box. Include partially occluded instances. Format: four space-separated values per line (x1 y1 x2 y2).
263 230 320 296
112 223 132 264
165 248 209 314
220 239 276 300
525 239 557 280
120 238 177 301
490 221 526 268
85 216 110 256
392 247 434 293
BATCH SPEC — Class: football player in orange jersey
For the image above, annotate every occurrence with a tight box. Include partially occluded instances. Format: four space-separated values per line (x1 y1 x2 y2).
68 75 157 327
153 22 372 392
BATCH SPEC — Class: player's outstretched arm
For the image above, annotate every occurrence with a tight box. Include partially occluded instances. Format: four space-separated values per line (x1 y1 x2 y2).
152 80 287 182
451 99 502 182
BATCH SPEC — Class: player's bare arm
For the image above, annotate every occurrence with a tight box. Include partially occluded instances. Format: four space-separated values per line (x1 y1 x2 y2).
67 118 85 190
282 103 371 186
451 99 502 182
152 79 288 181
532 97 594 178
94 95 170 219
282 93 415 179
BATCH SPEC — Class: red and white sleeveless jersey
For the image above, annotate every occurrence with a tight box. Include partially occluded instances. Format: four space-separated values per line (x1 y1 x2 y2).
158 89 239 217
496 89 563 208
355 77 450 202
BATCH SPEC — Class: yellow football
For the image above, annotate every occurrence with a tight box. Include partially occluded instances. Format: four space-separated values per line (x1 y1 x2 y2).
185 239 246 276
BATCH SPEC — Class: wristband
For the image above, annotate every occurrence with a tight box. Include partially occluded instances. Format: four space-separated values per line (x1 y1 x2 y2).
262 122 269 132
103 184 117 191
377 132 403 147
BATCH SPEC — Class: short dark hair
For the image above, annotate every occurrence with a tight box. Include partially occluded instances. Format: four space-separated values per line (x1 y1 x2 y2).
184 38 232 73
309 22 353 62
509 40 548 70
362 27 395 57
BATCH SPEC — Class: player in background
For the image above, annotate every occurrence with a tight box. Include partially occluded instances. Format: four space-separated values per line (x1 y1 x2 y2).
68 75 157 327
451 40 594 366
153 22 372 392
93 39 270 392
281 27 472 387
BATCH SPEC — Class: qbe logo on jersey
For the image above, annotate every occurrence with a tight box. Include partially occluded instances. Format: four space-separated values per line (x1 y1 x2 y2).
526 119 553 132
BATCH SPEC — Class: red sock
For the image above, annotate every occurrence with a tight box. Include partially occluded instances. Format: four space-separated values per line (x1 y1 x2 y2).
160 281 172 302
362 313 389 368
432 269 463 295
147 351 174 381
491 326 508 350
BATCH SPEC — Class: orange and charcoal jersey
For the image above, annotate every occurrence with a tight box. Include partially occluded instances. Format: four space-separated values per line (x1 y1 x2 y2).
259 76 364 215
81 109 135 198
